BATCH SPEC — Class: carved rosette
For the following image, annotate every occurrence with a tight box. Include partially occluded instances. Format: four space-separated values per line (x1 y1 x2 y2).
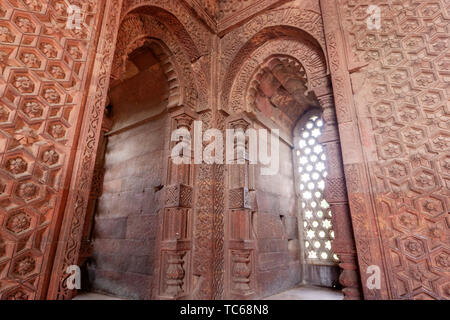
317 92 362 300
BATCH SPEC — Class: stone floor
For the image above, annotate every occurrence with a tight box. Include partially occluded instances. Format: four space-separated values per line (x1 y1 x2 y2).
73 292 124 300
264 285 343 300
73 285 343 300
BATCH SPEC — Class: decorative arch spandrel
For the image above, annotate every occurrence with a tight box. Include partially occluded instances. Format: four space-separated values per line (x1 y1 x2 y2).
220 6 328 85
120 0 211 56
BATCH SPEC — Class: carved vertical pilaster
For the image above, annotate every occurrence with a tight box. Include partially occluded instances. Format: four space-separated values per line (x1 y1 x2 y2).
318 93 362 300
226 117 256 299
77 118 109 268
159 108 196 299
46 0 124 300
320 0 390 300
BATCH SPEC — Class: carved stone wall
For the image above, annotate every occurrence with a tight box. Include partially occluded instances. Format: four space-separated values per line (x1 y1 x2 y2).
0 0 448 300
0 0 104 300
328 0 449 300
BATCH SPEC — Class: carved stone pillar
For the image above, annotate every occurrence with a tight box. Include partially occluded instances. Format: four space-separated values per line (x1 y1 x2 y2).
226 117 256 299
317 93 362 300
165 251 186 296
159 109 195 299
231 250 251 293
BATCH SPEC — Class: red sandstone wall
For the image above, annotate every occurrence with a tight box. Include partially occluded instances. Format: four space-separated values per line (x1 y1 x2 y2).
0 1 105 300
253 138 302 297
325 0 450 300
87 65 168 299
0 0 447 300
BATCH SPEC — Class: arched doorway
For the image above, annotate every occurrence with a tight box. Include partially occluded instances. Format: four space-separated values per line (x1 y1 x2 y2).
79 41 170 300
47 4 203 300
45 2 362 301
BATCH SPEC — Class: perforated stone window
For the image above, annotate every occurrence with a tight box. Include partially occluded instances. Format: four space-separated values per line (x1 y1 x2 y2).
294 110 338 265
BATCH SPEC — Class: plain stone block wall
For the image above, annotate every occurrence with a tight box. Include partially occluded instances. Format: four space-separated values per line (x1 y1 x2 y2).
254 140 302 298
88 60 167 300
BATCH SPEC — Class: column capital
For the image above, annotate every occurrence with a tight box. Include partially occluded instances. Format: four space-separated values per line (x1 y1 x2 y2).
317 93 339 143
174 113 194 130
170 106 197 131
317 93 337 123
229 118 250 132
317 92 335 111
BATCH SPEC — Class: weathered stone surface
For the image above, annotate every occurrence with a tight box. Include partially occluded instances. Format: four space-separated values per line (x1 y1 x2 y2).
0 0 447 301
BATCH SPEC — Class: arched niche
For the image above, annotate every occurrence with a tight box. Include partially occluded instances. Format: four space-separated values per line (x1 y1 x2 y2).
223 31 362 299
221 27 328 114
111 12 207 110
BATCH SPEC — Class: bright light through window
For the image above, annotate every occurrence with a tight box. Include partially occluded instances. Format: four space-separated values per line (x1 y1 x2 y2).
295 112 339 265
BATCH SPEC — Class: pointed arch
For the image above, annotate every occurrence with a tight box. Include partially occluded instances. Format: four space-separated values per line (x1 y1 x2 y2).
111 13 205 109
224 36 328 114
